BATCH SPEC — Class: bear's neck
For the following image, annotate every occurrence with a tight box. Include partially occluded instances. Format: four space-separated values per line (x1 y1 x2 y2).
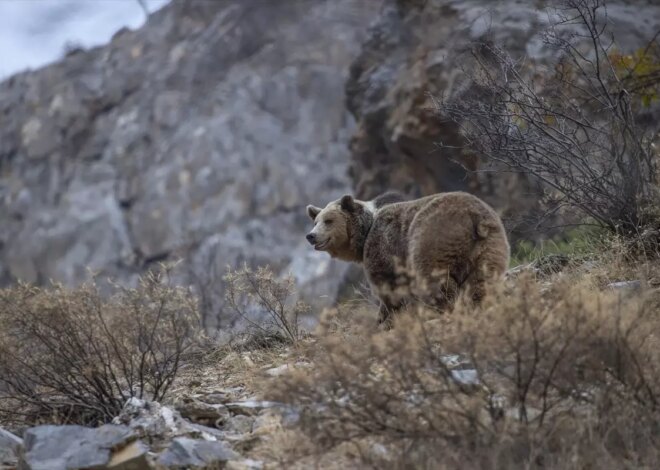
344 211 373 263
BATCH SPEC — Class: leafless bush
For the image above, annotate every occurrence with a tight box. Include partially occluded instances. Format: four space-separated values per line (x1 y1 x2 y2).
0 266 200 428
438 0 660 238
268 274 660 468
224 265 308 346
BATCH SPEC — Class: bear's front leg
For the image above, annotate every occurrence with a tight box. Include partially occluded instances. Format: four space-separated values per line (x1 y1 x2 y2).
377 300 404 330
377 303 393 329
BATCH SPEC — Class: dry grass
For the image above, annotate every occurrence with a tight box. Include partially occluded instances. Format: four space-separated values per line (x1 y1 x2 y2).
0 265 200 428
262 259 660 469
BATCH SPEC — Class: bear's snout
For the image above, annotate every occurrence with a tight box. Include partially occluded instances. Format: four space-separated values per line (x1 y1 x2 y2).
306 233 317 245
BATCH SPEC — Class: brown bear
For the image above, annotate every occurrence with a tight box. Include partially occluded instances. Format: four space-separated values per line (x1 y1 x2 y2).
306 191 510 325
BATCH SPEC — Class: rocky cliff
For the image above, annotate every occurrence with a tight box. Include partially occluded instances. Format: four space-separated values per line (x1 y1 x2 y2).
1 0 658 328
0 0 377 326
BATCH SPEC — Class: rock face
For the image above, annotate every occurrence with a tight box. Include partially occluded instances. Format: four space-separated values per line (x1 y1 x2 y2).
0 0 377 326
345 0 660 236
1 0 659 323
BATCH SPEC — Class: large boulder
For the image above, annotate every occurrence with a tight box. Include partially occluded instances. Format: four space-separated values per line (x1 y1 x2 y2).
19 424 144 470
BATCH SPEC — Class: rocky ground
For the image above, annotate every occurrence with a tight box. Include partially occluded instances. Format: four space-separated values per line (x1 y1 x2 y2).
0 343 293 469
0 255 651 469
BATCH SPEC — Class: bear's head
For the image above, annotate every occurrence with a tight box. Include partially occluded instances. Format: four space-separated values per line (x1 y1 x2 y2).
305 194 373 262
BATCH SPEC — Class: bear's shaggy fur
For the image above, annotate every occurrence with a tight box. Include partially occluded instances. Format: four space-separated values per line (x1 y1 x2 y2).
306 191 510 324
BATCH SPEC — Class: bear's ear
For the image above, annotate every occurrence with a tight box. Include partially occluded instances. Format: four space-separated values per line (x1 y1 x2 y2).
307 205 321 220
340 194 357 212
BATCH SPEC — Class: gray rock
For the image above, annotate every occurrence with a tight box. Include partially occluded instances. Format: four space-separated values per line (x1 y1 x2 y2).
0 0 377 330
451 369 480 386
197 389 242 405
19 424 136 470
608 280 643 291
263 364 292 377
226 458 264 470
158 437 237 468
105 440 151 470
0 427 22 466
113 397 185 443
112 397 226 450
175 396 230 425
224 400 281 417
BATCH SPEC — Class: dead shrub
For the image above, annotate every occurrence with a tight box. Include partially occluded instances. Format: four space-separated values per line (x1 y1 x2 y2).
224 265 308 347
268 274 660 469
438 0 660 239
0 266 200 428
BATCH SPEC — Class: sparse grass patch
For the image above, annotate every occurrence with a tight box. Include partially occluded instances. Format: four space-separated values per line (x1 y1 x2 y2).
510 225 607 267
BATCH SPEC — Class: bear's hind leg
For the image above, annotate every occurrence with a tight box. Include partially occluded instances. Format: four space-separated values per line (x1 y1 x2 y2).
410 268 460 313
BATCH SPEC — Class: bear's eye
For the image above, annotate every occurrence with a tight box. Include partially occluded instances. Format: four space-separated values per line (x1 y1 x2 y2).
324 219 333 226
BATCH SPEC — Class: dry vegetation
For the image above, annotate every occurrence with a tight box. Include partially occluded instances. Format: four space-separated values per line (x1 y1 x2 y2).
439 0 660 239
0 7 658 470
0 248 659 470
224 265 309 347
260 259 660 469
0 266 200 428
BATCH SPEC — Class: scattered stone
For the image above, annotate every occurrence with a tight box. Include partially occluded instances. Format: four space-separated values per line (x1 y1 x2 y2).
505 406 542 422
608 280 642 291
157 437 237 468
198 388 245 405
437 354 481 389
226 458 264 470
112 398 223 448
451 369 480 386
175 396 230 426
224 400 281 416
264 364 290 377
19 424 138 470
440 354 467 369
113 398 181 444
